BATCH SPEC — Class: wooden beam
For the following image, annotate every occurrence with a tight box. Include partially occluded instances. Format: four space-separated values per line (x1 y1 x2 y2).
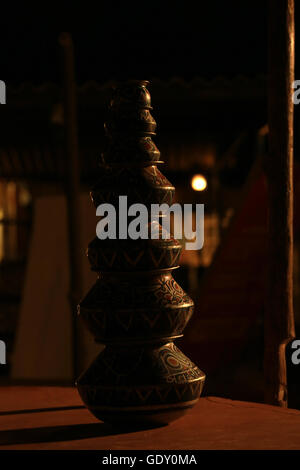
59 32 82 381
264 0 295 406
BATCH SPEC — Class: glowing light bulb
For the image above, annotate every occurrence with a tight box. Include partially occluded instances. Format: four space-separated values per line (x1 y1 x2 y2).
191 174 207 191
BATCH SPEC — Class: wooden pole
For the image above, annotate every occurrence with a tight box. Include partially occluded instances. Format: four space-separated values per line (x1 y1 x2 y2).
265 0 295 406
59 32 82 381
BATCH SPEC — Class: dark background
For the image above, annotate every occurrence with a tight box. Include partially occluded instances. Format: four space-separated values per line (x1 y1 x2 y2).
1 1 268 84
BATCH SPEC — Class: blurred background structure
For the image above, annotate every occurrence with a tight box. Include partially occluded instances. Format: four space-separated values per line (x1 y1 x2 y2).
0 1 299 408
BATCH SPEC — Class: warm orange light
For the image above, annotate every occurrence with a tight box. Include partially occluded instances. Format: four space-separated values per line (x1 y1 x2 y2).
191 174 207 191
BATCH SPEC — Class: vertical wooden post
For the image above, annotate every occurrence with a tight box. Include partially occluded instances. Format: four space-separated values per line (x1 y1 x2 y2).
265 0 295 406
59 32 82 381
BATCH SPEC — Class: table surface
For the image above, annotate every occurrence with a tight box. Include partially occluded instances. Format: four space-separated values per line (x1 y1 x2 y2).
1 386 300 450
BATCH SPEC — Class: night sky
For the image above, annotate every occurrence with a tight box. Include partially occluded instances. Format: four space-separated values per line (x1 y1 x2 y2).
1 1 268 85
